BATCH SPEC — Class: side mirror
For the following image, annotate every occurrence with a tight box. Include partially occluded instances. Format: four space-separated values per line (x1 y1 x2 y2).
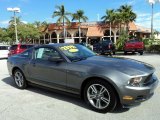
48 56 64 62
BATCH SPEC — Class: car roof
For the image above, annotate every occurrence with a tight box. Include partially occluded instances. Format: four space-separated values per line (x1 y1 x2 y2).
11 44 34 45
41 43 75 48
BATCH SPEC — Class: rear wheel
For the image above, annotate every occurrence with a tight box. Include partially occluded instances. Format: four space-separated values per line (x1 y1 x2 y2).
13 69 27 89
109 52 112 56
124 51 127 55
84 79 117 113
140 51 143 55
101 53 105 55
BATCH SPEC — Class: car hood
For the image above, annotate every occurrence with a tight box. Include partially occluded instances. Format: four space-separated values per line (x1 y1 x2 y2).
77 56 155 76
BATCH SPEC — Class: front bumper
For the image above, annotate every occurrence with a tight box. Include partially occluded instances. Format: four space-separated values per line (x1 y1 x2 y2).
120 75 159 108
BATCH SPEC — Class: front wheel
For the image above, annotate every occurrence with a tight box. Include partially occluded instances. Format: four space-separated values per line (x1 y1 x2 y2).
13 69 27 89
124 51 127 55
84 80 117 113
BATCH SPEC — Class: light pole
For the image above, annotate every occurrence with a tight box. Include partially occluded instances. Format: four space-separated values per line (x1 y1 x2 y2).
148 0 155 38
7 7 20 43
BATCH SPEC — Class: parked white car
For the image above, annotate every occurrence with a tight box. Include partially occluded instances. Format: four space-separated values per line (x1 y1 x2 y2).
0 45 9 59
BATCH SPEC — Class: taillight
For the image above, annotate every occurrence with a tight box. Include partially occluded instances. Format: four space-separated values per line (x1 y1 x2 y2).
108 44 111 49
16 47 20 53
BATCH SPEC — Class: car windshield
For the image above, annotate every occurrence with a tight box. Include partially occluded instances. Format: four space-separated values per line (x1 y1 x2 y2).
102 39 111 43
58 44 96 62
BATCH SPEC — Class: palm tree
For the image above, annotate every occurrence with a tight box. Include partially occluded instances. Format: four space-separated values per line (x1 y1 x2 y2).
52 5 71 39
101 9 115 40
72 10 88 43
34 21 41 28
33 21 49 30
113 12 124 32
117 5 136 33
42 21 49 27
9 16 24 26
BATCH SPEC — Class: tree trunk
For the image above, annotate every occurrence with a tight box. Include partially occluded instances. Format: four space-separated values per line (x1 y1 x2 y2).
126 22 129 35
63 17 65 40
110 22 112 40
79 19 81 43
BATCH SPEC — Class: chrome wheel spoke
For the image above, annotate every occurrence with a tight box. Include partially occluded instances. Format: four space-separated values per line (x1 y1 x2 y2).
88 94 96 100
101 97 110 105
99 86 106 95
96 99 101 108
90 85 98 94
19 80 23 86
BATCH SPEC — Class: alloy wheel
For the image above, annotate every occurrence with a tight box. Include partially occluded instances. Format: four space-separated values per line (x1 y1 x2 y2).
87 84 110 109
14 71 24 87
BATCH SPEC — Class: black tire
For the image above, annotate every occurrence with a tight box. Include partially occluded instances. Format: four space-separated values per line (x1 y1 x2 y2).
83 79 117 113
113 51 116 55
13 69 27 89
124 51 127 55
109 52 112 56
140 51 143 55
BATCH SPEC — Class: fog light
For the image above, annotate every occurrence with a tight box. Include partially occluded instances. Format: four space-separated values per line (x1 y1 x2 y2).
123 96 133 100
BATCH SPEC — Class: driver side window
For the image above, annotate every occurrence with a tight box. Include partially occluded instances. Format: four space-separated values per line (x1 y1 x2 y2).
35 47 60 60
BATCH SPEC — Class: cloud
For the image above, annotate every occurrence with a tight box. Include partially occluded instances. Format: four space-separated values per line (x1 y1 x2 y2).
0 20 9 25
154 12 160 18
0 20 9 28
45 17 53 23
22 21 28 24
135 12 160 31
127 0 136 5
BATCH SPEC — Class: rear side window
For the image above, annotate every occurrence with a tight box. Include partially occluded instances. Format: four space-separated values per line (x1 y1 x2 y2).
127 39 140 43
10 45 18 50
20 49 32 58
35 47 60 61
103 40 111 43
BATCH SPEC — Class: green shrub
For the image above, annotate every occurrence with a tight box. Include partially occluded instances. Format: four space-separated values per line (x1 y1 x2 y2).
145 45 160 53
116 30 128 51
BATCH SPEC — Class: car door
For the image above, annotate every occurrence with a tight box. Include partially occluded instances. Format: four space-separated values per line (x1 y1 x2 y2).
28 46 67 90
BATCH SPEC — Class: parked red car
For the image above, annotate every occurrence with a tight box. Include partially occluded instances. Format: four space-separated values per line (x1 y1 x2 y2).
8 44 34 56
124 39 144 55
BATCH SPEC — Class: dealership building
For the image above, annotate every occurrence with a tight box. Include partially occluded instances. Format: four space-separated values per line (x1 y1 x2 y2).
39 21 151 44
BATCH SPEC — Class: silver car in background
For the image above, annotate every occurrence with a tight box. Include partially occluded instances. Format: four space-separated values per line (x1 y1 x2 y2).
7 44 159 113
0 45 9 59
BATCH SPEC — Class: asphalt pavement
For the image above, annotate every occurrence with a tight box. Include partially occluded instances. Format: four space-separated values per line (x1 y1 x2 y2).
0 53 160 120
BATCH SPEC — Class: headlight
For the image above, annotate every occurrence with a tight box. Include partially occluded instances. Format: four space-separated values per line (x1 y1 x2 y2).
128 77 143 87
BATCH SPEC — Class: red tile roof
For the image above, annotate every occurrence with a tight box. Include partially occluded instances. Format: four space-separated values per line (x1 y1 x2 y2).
87 26 103 37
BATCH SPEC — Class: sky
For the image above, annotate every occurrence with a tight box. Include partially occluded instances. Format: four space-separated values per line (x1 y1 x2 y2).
0 0 160 31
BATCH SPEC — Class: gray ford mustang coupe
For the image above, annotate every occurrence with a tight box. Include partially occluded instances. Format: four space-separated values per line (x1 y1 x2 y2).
7 44 159 113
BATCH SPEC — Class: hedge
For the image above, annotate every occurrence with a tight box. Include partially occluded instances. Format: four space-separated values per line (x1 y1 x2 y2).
145 45 160 53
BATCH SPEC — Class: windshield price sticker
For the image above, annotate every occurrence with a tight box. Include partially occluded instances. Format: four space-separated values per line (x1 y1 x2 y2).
60 45 79 52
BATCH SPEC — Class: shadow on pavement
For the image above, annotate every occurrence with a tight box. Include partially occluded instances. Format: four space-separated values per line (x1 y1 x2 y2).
2 76 129 114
